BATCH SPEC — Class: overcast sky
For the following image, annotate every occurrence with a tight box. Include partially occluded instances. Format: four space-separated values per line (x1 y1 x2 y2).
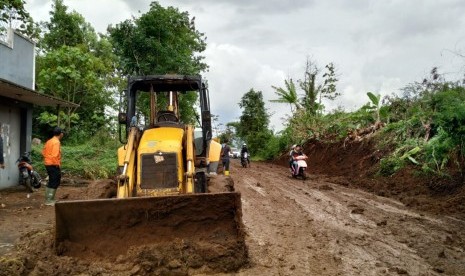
25 0 465 132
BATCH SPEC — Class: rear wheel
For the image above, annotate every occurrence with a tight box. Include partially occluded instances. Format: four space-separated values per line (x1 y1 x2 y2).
194 172 207 193
24 177 34 192
300 168 307 180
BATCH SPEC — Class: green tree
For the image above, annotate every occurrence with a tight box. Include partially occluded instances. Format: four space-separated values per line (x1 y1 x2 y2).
108 1 208 124
270 78 301 112
298 58 340 115
40 0 97 51
37 46 109 132
237 89 272 156
34 0 118 140
299 58 319 115
0 0 38 39
108 1 207 75
218 122 239 147
320 62 340 101
108 2 207 123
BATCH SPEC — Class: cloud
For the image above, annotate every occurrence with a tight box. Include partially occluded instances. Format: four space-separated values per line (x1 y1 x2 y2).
25 0 465 132
204 43 287 129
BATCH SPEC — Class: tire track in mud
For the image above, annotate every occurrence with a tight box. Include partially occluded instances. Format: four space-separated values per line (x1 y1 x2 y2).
229 161 342 276
227 161 465 276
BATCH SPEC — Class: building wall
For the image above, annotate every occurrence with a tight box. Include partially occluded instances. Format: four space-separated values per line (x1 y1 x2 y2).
0 103 21 187
0 29 35 188
0 29 35 89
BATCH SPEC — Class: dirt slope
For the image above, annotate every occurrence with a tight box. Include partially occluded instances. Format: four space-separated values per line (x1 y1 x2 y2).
1 160 465 275
275 139 465 217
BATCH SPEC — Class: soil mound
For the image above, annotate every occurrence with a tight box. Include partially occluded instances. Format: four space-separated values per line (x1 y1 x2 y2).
0 228 247 276
0 179 248 276
275 138 465 217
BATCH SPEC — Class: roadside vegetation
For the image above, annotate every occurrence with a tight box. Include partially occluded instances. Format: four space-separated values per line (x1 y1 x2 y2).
229 64 465 179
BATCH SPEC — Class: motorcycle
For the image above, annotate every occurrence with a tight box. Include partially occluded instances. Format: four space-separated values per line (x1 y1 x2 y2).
16 152 42 192
291 155 308 180
241 152 250 168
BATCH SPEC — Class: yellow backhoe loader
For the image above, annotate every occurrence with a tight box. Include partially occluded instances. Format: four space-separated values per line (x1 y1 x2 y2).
54 75 246 265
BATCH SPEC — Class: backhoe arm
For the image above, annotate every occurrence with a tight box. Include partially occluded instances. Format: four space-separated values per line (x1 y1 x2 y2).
117 126 139 198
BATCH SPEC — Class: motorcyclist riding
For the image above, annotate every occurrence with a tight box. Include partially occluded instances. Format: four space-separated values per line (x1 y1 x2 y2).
240 143 250 167
289 144 296 169
290 145 307 175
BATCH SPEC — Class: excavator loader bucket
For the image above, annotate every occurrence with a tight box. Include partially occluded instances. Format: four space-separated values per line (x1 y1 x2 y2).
54 192 247 263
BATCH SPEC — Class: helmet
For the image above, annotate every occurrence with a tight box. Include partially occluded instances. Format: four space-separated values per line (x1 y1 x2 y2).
243 143 246 146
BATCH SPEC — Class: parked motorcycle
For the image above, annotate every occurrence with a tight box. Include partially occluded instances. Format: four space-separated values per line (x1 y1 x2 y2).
241 152 250 168
16 152 42 192
291 155 308 180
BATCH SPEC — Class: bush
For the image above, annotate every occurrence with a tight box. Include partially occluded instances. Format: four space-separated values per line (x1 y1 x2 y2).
378 157 406 176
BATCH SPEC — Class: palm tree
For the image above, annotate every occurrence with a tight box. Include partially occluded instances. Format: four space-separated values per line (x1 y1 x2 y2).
270 78 301 112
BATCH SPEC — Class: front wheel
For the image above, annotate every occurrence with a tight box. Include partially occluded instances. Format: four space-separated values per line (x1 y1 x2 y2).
31 171 42 189
194 172 207 193
300 168 307 180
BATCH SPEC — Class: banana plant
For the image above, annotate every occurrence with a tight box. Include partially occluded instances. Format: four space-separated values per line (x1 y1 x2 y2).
367 92 382 123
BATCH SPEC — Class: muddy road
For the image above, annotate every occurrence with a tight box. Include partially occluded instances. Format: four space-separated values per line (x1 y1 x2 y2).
1 160 465 275
230 161 465 275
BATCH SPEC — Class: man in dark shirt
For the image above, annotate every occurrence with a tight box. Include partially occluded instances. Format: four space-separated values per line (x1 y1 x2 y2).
221 141 231 175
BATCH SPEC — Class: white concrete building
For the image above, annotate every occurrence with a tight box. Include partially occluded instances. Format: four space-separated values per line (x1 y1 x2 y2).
0 28 77 188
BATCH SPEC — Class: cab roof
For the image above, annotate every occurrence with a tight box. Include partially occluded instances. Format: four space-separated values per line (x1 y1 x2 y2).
128 75 203 93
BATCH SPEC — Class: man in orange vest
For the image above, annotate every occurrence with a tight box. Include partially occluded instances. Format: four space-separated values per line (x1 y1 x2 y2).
42 127 64 206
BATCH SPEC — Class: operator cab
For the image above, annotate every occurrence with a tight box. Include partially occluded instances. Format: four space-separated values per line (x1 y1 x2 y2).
118 75 213 159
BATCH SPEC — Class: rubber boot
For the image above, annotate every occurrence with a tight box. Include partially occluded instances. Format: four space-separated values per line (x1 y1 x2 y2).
45 187 57 206
224 170 230 176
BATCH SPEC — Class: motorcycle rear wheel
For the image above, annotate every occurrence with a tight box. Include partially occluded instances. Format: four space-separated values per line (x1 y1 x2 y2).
299 169 307 180
23 178 34 192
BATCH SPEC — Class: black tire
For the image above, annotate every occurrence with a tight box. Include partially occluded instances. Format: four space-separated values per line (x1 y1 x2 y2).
31 172 42 188
194 172 207 193
300 168 307 180
24 177 34 192
31 177 41 189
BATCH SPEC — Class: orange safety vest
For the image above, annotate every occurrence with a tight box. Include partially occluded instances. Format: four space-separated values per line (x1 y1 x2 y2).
42 136 61 166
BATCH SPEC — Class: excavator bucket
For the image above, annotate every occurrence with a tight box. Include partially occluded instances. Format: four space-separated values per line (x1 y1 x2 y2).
54 192 246 262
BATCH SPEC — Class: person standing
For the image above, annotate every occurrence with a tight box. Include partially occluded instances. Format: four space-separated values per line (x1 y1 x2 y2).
221 140 231 176
42 127 64 206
